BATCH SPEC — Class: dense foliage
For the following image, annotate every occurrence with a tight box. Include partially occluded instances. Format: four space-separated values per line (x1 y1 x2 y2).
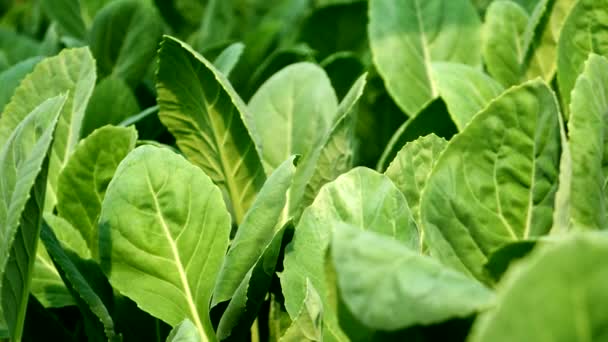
1 0 607 341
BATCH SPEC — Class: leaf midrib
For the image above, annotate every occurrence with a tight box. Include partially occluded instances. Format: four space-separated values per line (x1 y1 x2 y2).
145 173 207 341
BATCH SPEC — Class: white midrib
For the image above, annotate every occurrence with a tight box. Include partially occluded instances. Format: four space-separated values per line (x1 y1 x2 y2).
146 176 208 341
414 0 438 98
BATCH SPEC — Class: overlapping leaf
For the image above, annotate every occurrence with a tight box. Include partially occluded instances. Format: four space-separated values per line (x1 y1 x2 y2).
57 125 137 258
0 47 96 211
0 95 65 340
281 167 418 341
420 80 562 282
99 146 231 341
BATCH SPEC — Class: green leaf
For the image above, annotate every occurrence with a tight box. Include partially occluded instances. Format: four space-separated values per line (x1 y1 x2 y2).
39 222 116 341
0 95 66 341
216 225 288 340
469 233 608 341
212 156 297 339
81 77 140 138
557 0 608 116
57 125 137 259
31 213 91 308
332 224 494 330
376 99 457 172
212 158 295 293
40 0 87 41
89 0 163 85
249 62 339 216
385 134 448 226
561 54 608 230
302 73 367 208
249 62 338 171
0 28 42 66
99 145 231 342
0 47 96 212
419 80 562 282
0 56 41 113
279 279 323 342
167 319 201 342
157 35 266 225
482 1 529 87
212 42 244 78
281 167 419 341
369 0 482 115
432 62 504 129
521 0 577 83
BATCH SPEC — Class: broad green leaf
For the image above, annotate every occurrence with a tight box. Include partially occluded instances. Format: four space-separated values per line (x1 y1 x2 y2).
482 1 529 87
431 62 504 129
0 95 65 341
385 134 447 226
167 319 201 342
557 0 608 116
561 54 608 231
157 35 266 225
281 168 419 341
39 223 116 341
469 233 608 341
249 62 338 215
0 56 41 113
31 213 91 308
81 77 140 138
332 224 493 330
40 0 87 41
89 0 163 85
249 62 338 172
212 157 297 339
0 47 96 212
369 0 482 115
419 80 562 282
302 73 367 208
213 42 245 77
279 279 323 342
99 145 231 341
57 125 137 259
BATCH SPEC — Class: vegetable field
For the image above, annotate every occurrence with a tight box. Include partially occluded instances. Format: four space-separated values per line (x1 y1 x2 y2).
1 0 608 341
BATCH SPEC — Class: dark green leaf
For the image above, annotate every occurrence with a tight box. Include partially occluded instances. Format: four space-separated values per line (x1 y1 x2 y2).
0 95 65 341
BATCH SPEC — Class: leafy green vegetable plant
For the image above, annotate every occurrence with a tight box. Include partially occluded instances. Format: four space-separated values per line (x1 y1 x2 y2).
0 0 607 341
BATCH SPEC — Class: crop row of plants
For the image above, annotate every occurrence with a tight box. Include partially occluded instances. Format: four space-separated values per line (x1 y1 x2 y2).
0 0 607 341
